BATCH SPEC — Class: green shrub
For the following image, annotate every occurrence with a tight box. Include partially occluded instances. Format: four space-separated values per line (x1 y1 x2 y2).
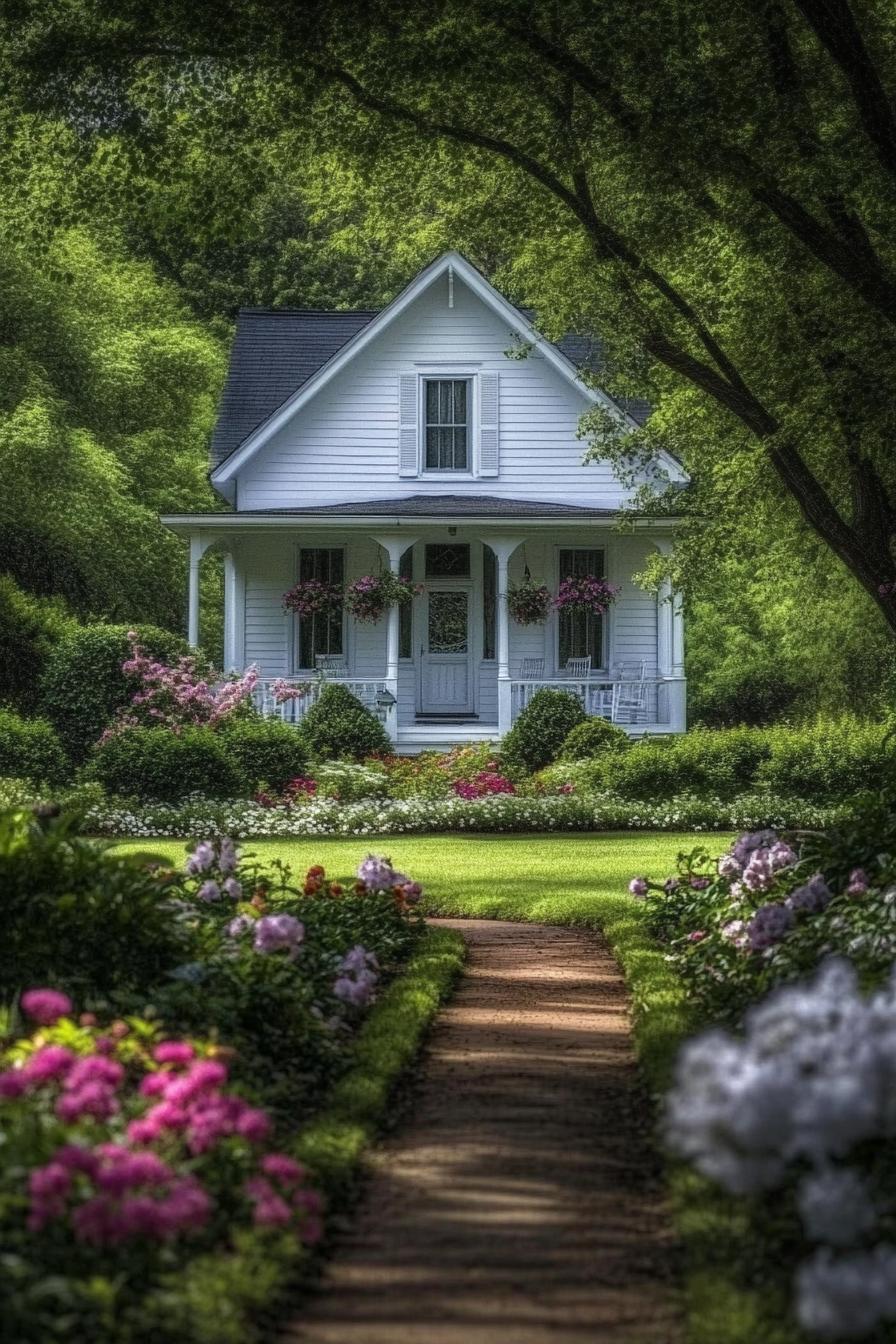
501 688 585 773
300 684 390 761
0 808 193 1001
596 726 770 799
0 708 68 783
0 575 75 713
315 760 390 801
39 622 194 763
560 717 630 760
219 715 309 791
756 717 896 801
88 726 242 801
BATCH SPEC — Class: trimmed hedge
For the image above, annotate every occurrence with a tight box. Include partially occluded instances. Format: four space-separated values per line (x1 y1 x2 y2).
39 622 195 762
87 726 242 801
501 688 586 773
0 708 68 783
218 715 310 791
300 684 390 761
560 716 629 760
0 575 75 713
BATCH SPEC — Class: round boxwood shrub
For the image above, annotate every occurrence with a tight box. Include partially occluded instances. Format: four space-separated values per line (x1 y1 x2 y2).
218 714 310 791
501 688 586 773
560 717 630 761
0 708 68 783
300 684 390 761
0 575 75 713
87 726 241 801
38 622 196 764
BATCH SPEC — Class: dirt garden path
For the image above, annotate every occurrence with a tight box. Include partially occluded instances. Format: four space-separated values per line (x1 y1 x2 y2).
285 919 681 1344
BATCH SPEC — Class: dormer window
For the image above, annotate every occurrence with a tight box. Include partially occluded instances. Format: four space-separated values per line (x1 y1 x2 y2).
424 379 469 471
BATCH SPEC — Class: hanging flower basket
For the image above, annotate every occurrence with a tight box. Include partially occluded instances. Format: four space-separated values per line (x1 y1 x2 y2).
506 577 552 625
343 572 424 623
554 575 620 616
283 579 344 619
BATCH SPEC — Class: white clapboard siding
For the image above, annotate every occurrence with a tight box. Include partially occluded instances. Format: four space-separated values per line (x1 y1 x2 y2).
237 275 639 510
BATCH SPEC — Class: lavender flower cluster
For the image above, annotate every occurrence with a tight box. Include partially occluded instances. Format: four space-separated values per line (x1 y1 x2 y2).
666 958 896 1339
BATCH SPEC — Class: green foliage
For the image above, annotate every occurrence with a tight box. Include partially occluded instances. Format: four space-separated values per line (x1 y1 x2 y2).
501 688 586 773
0 808 192 1001
88 726 242 801
0 709 68 783
755 719 896 802
300 685 390 761
559 717 629 760
218 715 310 792
597 728 772 800
39 622 194 763
0 575 75 712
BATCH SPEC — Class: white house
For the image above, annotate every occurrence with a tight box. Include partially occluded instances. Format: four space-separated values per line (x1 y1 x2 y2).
161 252 687 751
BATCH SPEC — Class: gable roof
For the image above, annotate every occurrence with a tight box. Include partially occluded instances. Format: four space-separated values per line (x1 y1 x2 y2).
209 252 679 488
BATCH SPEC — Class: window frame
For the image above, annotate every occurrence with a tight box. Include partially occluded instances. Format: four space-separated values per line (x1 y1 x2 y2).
554 546 608 673
292 545 347 672
416 369 478 478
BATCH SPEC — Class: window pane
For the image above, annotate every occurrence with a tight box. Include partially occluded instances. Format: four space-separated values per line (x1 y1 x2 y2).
425 427 439 469
399 545 414 659
297 548 343 667
453 380 467 423
557 549 604 668
428 591 468 653
426 380 439 421
426 544 470 577
482 545 496 660
454 426 467 470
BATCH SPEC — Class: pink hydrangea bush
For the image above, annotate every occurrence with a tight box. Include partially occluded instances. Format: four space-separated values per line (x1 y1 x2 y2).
100 634 259 742
452 771 516 799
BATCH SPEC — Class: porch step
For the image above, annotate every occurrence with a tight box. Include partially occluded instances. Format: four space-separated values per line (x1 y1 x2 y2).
414 714 480 724
396 723 500 755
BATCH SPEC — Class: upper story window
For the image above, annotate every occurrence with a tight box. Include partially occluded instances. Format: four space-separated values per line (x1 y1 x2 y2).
424 379 469 471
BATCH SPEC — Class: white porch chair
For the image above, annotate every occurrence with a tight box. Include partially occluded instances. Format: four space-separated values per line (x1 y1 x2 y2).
315 654 349 678
519 657 545 680
563 655 592 679
612 661 649 724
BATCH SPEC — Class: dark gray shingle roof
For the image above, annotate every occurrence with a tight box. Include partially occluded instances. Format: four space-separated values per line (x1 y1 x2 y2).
235 495 619 518
209 304 652 472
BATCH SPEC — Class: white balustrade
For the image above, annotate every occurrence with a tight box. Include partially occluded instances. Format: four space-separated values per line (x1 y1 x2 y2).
509 677 684 729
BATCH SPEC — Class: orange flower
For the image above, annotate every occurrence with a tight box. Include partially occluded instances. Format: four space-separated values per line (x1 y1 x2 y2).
303 879 321 895
306 865 326 879
329 882 344 896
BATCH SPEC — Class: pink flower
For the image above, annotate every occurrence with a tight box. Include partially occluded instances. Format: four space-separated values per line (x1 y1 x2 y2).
235 1107 272 1144
23 1046 76 1085
56 1081 119 1123
0 1069 28 1100
260 1153 306 1184
65 1056 124 1091
21 989 72 1025
687 930 706 943
153 1041 195 1067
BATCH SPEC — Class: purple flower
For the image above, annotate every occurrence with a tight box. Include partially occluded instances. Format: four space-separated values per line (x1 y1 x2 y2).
628 877 649 897
21 989 72 1025
222 877 242 900
732 830 779 867
197 880 221 902
253 914 304 958
846 868 870 897
690 876 711 890
185 841 215 876
746 901 795 951
357 854 400 890
769 841 797 871
742 849 776 894
664 877 680 894
721 919 749 950
787 873 832 914
717 853 742 879
333 968 378 1008
227 915 254 938
218 838 238 874
339 945 379 975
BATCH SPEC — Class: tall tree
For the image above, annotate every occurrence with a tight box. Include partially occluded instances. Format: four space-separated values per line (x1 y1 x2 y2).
5 0 896 632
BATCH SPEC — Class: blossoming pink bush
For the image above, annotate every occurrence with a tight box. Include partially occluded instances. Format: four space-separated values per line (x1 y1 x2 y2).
452 771 516 799
101 635 259 741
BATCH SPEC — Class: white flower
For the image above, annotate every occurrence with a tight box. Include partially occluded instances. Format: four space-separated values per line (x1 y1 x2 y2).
795 1246 896 1339
797 1168 876 1247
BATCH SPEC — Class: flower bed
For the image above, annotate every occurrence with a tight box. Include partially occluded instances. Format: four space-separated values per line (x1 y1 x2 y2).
81 789 847 840
0 810 458 1343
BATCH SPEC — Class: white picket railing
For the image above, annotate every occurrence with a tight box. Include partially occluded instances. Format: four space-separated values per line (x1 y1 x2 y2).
255 677 392 727
509 677 673 727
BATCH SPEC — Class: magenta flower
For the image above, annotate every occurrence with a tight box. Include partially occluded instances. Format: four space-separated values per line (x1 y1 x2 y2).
21 989 72 1025
22 1046 76 1085
153 1041 195 1067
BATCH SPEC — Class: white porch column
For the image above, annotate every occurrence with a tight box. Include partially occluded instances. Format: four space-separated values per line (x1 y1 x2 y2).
371 533 419 741
657 576 673 677
223 547 241 672
654 538 685 731
481 536 524 736
187 533 215 649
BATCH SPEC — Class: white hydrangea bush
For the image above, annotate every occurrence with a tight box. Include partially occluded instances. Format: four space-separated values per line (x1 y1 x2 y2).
666 958 896 1339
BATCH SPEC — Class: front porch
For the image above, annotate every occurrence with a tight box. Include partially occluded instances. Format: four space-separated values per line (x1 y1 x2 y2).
161 503 686 751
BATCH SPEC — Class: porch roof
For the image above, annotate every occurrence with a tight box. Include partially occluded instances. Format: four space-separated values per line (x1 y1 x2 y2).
161 494 682 533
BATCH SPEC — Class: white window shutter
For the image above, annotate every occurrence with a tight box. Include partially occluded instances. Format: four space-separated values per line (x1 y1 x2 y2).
398 374 419 476
478 372 500 476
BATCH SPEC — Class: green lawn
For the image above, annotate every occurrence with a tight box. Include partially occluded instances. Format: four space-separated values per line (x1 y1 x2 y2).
114 831 728 926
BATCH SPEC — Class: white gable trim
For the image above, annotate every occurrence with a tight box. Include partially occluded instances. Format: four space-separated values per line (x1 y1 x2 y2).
210 251 688 487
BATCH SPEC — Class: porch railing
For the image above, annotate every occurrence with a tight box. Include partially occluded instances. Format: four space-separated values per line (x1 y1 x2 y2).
254 677 394 731
509 677 684 729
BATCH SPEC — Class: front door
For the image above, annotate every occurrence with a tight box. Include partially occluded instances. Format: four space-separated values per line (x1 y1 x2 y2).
421 586 473 714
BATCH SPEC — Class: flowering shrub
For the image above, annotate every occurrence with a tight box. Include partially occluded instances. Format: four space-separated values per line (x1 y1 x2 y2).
343 571 422 623
282 578 343 618
0 997 321 1342
665 958 896 1340
506 576 551 625
631 800 896 1021
102 633 259 740
554 574 619 616
452 770 515 799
